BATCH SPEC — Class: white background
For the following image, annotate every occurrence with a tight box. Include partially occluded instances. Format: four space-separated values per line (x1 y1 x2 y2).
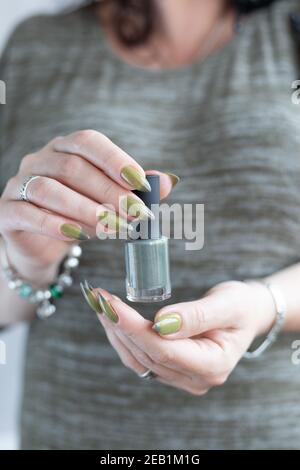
0 0 75 450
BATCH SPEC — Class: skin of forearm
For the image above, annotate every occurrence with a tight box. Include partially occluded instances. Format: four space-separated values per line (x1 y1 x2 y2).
0 274 36 325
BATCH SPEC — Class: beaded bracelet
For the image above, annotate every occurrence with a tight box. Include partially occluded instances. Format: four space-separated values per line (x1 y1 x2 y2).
0 237 82 319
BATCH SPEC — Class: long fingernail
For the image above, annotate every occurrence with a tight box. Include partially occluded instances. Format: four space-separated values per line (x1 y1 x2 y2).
166 173 180 189
153 313 182 335
80 281 102 314
121 195 155 220
60 223 90 241
98 293 119 323
121 165 151 192
98 211 133 233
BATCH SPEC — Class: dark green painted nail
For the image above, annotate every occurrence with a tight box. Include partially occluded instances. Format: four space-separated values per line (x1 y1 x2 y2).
60 223 90 241
98 293 119 324
166 173 180 189
120 165 151 192
80 281 102 314
153 313 182 335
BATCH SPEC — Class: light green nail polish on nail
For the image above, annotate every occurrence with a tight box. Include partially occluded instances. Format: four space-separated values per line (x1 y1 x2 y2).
98 293 119 323
153 313 182 335
166 173 180 189
60 223 90 241
98 211 132 233
80 281 102 314
121 196 155 220
121 165 151 192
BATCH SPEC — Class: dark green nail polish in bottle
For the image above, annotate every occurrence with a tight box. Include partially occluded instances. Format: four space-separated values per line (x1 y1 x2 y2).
125 175 171 303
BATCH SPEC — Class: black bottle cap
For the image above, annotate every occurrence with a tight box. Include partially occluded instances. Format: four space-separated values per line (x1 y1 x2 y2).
133 175 160 239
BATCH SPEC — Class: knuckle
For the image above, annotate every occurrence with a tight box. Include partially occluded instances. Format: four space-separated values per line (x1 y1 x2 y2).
49 136 64 147
125 323 146 343
38 211 49 236
101 180 114 203
3 176 18 195
30 177 49 204
153 348 174 365
19 153 36 172
9 202 26 230
119 356 131 370
189 388 209 397
208 372 228 387
59 154 84 180
126 329 138 342
120 355 135 371
134 349 153 368
194 303 207 328
71 129 99 150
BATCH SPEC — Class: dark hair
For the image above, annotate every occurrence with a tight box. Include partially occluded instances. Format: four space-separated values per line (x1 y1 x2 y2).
97 0 280 46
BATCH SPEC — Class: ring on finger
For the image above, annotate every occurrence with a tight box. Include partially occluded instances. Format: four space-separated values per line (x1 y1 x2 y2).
19 175 41 202
138 369 157 380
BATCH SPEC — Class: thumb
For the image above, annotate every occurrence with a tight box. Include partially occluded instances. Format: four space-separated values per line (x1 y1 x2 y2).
153 292 235 339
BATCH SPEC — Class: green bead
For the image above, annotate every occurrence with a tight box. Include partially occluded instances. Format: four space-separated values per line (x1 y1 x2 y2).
50 283 63 299
18 284 33 298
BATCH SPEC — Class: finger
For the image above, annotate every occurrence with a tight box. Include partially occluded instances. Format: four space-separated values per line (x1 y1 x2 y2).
94 289 181 371
153 293 237 340
101 323 147 376
24 151 152 220
7 175 104 228
0 200 90 242
114 328 187 383
51 131 151 192
116 327 212 393
95 289 221 376
99 306 205 384
146 170 180 200
96 287 152 329
6 174 137 238
90 287 230 380
99 311 203 389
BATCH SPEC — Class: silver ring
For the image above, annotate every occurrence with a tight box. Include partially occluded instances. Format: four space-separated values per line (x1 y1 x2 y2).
139 369 157 380
19 175 41 202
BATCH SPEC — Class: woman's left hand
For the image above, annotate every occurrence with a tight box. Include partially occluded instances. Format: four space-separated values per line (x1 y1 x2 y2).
90 280 276 395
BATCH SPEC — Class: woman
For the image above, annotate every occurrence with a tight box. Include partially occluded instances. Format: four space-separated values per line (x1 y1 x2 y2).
1 0 300 450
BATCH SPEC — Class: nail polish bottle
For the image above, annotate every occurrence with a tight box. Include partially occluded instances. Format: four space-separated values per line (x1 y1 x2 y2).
125 175 171 303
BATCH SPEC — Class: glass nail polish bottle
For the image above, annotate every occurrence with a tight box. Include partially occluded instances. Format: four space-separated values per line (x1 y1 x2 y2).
125 175 171 303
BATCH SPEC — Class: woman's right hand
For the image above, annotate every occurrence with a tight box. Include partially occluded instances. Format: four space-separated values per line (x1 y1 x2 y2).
0 130 176 284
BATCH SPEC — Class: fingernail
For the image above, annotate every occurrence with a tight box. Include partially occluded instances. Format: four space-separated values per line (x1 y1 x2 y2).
80 281 102 314
166 173 180 189
60 223 90 241
98 211 133 233
121 165 151 192
98 293 119 323
121 195 155 220
153 313 182 335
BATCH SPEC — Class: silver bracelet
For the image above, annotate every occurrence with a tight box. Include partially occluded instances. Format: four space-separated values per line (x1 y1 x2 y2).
0 237 82 319
243 280 286 360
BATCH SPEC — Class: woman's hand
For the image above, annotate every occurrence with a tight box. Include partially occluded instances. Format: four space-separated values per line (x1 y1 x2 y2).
86 280 276 395
0 130 175 283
